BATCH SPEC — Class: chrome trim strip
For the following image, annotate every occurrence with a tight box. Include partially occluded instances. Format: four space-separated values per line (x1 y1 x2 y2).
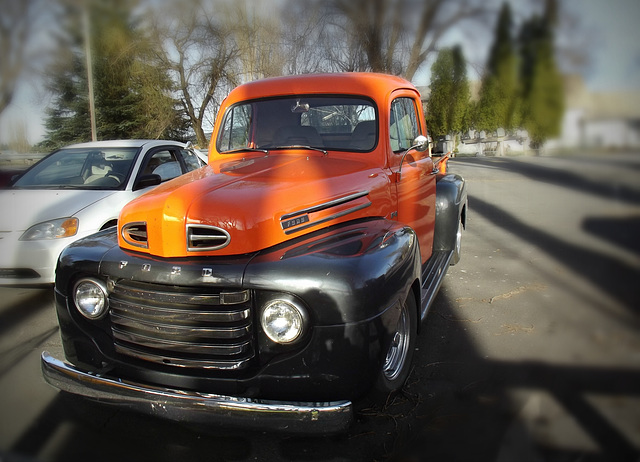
112 328 250 355
186 224 231 252
41 352 353 434
112 342 252 369
283 202 372 235
111 314 251 340
111 300 250 323
281 190 369 221
121 222 148 249
112 285 250 306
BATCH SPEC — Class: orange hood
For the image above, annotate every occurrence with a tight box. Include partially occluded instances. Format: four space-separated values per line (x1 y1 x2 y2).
118 153 393 257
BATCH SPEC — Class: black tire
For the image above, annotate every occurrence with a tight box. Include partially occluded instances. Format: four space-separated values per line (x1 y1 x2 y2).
375 293 417 394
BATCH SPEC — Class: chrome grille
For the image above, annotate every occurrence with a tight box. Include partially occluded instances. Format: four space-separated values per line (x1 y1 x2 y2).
187 224 230 251
109 281 254 370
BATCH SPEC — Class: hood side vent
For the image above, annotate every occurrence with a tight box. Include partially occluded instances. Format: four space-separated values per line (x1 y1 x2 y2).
187 224 230 251
280 190 371 235
121 222 148 248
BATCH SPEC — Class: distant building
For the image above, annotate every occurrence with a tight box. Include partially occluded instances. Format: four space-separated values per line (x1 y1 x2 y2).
540 75 640 151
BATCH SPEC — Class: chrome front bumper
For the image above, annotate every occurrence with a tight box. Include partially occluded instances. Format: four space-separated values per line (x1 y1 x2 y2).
41 352 353 434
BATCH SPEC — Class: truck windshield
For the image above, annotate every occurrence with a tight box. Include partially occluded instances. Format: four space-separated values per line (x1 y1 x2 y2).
217 96 378 153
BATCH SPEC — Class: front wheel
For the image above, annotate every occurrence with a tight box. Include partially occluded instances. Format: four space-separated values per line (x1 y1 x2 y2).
375 293 417 394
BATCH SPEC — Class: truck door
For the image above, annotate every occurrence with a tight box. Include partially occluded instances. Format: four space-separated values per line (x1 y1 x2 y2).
389 95 436 264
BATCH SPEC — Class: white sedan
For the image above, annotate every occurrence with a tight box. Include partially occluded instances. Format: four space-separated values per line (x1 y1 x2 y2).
0 139 205 285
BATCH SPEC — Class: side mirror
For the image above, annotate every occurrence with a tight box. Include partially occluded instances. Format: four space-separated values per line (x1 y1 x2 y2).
397 135 430 182
411 135 429 152
133 174 162 191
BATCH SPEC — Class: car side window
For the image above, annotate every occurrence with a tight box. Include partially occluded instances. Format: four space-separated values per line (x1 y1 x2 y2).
142 150 181 182
390 98 419 152
179 149 203 172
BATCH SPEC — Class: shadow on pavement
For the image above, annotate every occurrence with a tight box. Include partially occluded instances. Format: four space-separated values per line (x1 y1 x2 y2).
390 289 640 462
6 288 639 461
0 290 54 338
4 157 639 461
470 195 639 319
460 156 640 205
460 156 640 317
0 289 57 379
584 215 640 255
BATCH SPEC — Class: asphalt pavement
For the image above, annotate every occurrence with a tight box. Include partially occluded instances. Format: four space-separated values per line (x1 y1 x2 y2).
0 152 639 461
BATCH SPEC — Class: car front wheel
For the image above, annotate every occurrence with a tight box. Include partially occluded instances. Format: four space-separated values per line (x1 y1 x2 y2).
375 293 417 394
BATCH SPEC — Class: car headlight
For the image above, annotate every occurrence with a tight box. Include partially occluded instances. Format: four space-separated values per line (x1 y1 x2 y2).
73 278 109 319
20 217 79 241
261 299 306 344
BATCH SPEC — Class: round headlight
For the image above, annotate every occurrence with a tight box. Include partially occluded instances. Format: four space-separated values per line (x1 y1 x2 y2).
73 278 109 319
261 300 305 344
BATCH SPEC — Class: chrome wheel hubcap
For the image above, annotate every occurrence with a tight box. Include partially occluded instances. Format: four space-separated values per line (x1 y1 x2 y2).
382 303 410 381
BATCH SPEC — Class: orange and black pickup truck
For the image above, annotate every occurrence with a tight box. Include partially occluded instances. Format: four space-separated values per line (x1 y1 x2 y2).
42 73 467 434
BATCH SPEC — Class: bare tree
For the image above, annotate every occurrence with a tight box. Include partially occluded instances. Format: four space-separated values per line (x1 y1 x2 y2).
8 119 31 152
227 0 287 81
318 0 489 80
147 0 239 148
279 2 331 75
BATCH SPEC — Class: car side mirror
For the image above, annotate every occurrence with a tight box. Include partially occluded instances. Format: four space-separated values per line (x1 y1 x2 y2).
411 135 429 152
397 135 430 182
9 173 22 185
133 174 162 191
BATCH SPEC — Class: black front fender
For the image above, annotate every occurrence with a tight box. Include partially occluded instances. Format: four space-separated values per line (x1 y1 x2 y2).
52 218 423 401
55 228 119 293
245 218 421 326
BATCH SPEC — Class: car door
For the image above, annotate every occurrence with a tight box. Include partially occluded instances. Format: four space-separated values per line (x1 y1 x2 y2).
177 147 205 171
137 147 204 185
388 94 436 265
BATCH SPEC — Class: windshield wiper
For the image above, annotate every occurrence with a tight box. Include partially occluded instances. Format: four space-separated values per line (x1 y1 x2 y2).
270 145 328 156
15 184 81 190
223 147 269 154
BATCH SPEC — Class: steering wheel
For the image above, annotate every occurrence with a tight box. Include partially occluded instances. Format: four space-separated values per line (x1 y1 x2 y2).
106 172 125 183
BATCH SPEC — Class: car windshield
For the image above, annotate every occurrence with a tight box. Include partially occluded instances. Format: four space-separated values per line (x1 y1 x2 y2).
12 147 139 189
217 96 378 153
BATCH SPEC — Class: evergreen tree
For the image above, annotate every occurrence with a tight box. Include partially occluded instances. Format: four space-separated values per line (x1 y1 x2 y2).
41 0 186 149
473 2 519 133
518 0 564 148
426 46 470 138
40 12 92 150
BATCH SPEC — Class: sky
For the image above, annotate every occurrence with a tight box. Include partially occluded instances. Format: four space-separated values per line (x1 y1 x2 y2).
564 0 640 91
1 0 639 147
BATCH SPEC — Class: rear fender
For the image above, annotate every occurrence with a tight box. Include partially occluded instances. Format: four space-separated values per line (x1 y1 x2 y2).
433 173 467 252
